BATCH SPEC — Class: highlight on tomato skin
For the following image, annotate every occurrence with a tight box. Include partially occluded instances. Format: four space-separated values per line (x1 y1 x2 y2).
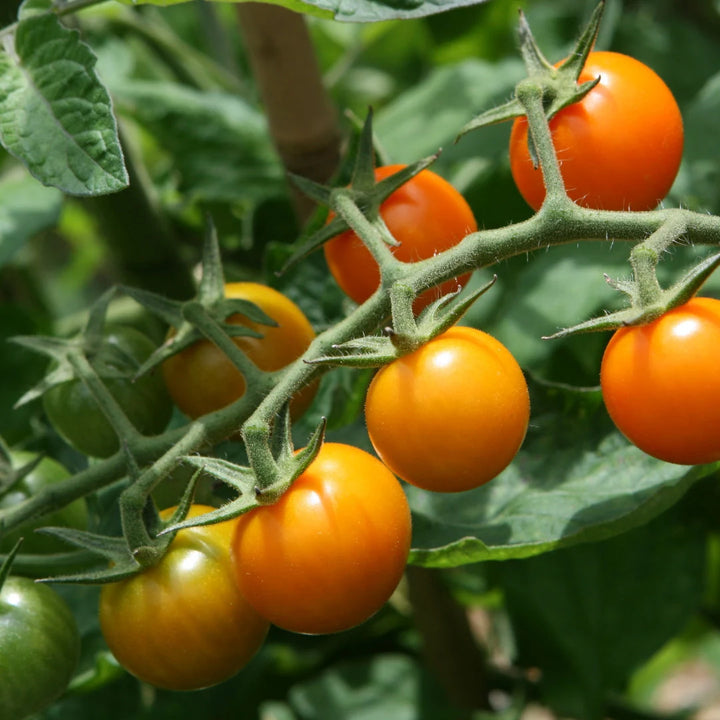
509 51 684 212
323 164 478 313
99 505 270 692
161 282 318 421
231 442 412 636
600 297 720 466
364 326 530 493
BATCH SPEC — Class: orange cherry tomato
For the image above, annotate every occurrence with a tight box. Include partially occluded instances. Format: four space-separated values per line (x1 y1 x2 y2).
365 326 530 492
162 282 317 420
99 505 269 691
600 297 720 465
509 51 683 211
231 442 412 635
323 165 477 312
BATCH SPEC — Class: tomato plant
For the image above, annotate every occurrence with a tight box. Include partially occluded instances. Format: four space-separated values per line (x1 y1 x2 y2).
231 442 412 635
0 451 88 555
509 51 684 211
323 165 477 312
0 575 80 718
43 326 173 458
162 282 317 420
600 297 720 465
99 505 269 691
365 326 530 493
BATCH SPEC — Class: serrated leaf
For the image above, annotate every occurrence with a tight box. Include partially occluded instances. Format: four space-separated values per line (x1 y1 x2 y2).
111 80 281 202
408 382 716 566
497 507 705 720
0 13 128 195
117 0 490 24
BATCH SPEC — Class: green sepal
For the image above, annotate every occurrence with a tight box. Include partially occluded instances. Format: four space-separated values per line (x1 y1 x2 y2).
0 449 43 497
122 222 277 379
545 251 720 339
308 277 497 368
32 528 141 584
0 539 23 591
157 457 260 533
662 250 720 309
415 275 498 337
457 1 604 143
307 334 400 368
11 290 140 408
281 109 438 274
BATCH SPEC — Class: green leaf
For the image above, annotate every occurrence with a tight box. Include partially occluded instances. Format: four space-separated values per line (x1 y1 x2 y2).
111 80 282 203
0 13 128 195
116 0 490 23
0 170 61 267
288 654 461 720
408 381 715 566
375 58 526 165
496 509 706 720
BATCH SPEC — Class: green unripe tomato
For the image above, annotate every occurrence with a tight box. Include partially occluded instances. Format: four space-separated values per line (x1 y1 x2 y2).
0 576 80 718
42 326 173 458
0 452 88 555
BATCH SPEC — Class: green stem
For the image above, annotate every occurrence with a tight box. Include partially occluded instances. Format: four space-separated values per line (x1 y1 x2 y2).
4 205 720 534
68 351 142 446
516 78 571 209
120 422 207 560
332 192 402 276
182 302 272 399
630 216 688 308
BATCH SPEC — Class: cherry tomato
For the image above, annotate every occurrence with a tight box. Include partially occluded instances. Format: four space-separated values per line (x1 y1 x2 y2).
509 51 684 211
99 505 269 691
600 297 720 465
323 165 477 312
231 442 411 635
365 326 530 493
43 326 173 458
0 451 88 556
162 282 317 420
0 575 80 719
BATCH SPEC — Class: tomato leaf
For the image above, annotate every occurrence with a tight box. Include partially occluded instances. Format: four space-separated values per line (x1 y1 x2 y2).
408 380 717 566
495 507 706 720
288 653 463 719
115 0 490 23
0 11 128 195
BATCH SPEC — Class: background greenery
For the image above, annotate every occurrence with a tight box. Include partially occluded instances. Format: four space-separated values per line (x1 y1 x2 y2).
3 0 720 717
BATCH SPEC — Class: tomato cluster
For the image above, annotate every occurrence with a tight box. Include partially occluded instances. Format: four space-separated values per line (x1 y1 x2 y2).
18 40 714 705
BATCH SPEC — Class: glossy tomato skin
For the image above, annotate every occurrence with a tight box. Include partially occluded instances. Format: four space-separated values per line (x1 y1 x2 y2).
600 297 720 465
43 326 173 458
365 326 530 493
162 282 317 420
99 505 269 691
0 452 88 555
0 576 80 719
232 443 412 635
323 165 477 312
509 51 683 211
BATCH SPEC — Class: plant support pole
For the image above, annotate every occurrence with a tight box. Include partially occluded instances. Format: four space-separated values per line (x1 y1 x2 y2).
235 3 341 222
